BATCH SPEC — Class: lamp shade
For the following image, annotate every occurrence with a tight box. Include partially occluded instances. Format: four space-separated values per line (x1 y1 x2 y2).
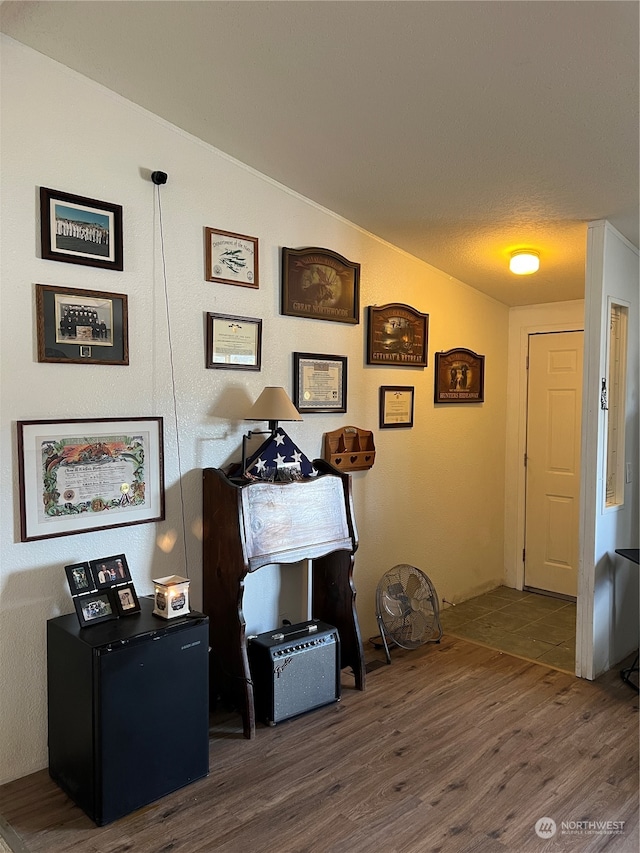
246 386 302 423
509 250 540 275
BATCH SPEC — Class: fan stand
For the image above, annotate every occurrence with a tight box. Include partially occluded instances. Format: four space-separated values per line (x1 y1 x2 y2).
371 618 393 665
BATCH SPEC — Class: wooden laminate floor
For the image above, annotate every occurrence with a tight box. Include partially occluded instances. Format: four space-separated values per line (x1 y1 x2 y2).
0 635 638 853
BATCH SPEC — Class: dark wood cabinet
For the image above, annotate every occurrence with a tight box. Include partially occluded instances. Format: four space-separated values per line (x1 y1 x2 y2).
202 459 366 737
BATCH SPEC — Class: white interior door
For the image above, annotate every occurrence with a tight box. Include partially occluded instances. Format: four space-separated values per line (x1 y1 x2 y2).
524 331 584 596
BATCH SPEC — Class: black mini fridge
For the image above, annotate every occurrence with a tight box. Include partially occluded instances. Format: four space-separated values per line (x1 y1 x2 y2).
47 598 209 825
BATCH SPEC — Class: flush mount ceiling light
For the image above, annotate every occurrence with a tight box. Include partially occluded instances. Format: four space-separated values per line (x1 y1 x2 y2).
509 250 540 275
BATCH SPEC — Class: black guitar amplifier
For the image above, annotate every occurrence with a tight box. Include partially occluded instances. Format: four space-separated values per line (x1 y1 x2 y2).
248 620 340 725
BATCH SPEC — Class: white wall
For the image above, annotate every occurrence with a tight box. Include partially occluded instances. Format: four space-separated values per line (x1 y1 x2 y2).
578 221 639 679
504 300 585 589
0 37 509 783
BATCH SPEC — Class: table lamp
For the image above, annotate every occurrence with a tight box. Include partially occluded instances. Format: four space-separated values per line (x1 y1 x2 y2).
242 386 302 472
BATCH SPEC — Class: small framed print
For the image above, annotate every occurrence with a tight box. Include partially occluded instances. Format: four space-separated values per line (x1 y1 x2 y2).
113 583 141 616
434 348 485 403
40 187 123 270
74 591 117 628
367 303 429 367
205 227 258 288
293 352 347 414
380 386 415 429
35 283 129 365
90 554 131 588
64 562 95 595
206 312 262 370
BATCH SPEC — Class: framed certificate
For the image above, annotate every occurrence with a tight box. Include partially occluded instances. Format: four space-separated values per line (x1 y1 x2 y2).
380 386 415 428
206 313 262 370
293 352 347 413
17 417 164 542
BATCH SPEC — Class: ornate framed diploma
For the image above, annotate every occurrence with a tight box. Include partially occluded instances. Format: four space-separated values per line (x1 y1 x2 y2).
379 386 415 428
293 352 348 413
17 417 165 542
206 313 262 370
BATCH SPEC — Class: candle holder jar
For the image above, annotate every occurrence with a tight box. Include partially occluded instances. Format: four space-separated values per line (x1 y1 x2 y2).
152 575 190 619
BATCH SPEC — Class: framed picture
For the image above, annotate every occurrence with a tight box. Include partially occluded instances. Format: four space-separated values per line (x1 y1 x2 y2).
205 227 258 288
17 417 165 542
64 562 95 595
74 591 117 628
293 352 347 414
379 386 415 429
90 554 131 588
281 247 360 324
434 348 485 403
367 303 429 367
113 582 141 616
35 283 129 365
40 187 123 270
206 312 262 370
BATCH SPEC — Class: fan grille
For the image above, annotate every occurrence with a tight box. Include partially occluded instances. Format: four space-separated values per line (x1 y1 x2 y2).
376 564 442 648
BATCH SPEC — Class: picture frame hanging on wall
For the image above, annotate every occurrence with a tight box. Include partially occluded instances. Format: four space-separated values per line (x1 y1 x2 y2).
281 247 360 324
40 187 123 270
293 352 348 413
379 386 415 429
367 303 429 366
205 227 259 288
205 312 262 370
434 348 485 403
35 283 129 365
17 417 165 542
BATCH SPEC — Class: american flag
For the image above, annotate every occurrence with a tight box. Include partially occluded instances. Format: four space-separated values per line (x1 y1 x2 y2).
245 429 316 478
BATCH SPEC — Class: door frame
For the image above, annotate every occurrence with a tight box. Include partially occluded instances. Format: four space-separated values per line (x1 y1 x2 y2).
506 314 585 598
523 329 584 597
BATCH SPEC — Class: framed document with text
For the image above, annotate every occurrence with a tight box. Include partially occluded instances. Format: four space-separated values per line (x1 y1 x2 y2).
206 313 262 370
17 417 164 541
379 386 415 428
293 352 347 413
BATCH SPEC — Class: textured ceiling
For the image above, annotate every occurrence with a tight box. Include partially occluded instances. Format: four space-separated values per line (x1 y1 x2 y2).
1 0 638 306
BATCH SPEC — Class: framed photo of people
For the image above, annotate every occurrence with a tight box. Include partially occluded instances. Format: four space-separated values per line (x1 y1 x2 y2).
40 187 123 271
113 582 141 616
73 590 118 628
17 417 165 542
35 283 129 365
90 554 131 588
434 348 485 403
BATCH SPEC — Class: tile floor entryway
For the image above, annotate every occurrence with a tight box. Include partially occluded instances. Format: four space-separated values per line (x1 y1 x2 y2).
440 586 576 673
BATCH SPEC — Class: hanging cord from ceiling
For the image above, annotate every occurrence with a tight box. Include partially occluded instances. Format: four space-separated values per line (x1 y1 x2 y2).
153 170 189 578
